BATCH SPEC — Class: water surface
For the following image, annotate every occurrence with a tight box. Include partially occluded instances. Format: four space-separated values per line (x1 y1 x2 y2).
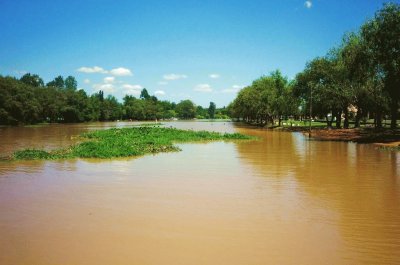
0 121 399 264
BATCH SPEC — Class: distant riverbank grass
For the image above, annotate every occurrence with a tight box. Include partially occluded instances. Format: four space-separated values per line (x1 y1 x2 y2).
12 127 254 160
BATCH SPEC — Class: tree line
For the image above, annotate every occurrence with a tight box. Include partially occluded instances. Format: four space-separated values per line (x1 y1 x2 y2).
0 74 227 125
229 3 400 129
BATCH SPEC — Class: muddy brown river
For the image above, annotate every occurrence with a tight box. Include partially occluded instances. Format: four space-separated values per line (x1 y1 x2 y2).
0 121 399 264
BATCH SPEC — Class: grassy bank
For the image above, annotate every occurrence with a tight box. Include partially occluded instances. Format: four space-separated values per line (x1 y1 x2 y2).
237 120 400 150
279 127 400 150
12 127 254 160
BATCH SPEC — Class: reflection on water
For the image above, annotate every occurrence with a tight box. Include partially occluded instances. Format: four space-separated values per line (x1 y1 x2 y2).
234 128 400 264
0 121 399 264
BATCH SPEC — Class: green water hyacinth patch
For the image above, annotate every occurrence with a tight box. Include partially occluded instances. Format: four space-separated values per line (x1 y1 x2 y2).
13 149 53 160
12 127 254 160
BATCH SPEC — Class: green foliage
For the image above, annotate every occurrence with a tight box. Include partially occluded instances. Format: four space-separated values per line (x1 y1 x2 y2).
12 127 254 160
229 70 295 126
101 95 122 121
1 73 190 125
13 149 52 160
0 76 42 125
294 57 345 127
196 105 208 119
3 3 398 129
0 75 127 125
65 76 77 90
230 3 400 129
20 73 44 87
46 75 65 89
176 100 196 119
122 94 173 120
140 88 150 100
361 2 400 128
208 102 216 119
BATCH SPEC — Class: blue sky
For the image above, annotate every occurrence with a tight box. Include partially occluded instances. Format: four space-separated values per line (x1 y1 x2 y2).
0 0 395 107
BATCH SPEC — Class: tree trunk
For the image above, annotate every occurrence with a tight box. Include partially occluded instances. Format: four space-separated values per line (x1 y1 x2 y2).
355 108 361 128
376 110 382 129
325 114 332 128
325 115 329 128
335 111 341 129
343 108 349 129
270 116 274 126
390 98 398 129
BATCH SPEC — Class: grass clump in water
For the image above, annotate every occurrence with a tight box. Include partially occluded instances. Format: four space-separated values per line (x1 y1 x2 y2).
12 127 254 160
13 149 53 160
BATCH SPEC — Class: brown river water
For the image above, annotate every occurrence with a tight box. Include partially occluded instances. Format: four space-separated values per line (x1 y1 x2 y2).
0 121 399 265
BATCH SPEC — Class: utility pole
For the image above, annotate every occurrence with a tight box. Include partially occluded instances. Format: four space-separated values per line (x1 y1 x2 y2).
309 86 312 138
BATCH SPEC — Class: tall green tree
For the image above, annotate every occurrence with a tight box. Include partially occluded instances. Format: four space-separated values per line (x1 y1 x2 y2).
60 89 88 122
294 57 345 128
269 70 290 126
0 76 42 125
208 102 216 119
85 94 101 121
35 86 63 122
102 95 122 121
20 73 44 87
176 100 196 119
65 76 78 90
47 75 65 89
229 70 295 126
339 32 387 128
140 88 150 100
361 2 400 128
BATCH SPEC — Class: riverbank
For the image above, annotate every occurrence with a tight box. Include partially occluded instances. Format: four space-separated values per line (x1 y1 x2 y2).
279 127 400 149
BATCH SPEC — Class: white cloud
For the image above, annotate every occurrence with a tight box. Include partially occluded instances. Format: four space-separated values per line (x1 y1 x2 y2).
122 84 142 90
92 83 115 93
77 66 133 76
83 79 91 84
304 1 312 8
163 74 187 80
158 81 168 85
209 74 220 79
77 66 108 74
124 89 141 96
222 85 244 93
110 67 133 76
15 70 28 75
194 84 212 93
104 76 115 83
154 90 166 96
120 84 142 96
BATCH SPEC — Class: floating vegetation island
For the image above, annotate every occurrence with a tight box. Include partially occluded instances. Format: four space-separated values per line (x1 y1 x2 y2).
12 127 254 160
